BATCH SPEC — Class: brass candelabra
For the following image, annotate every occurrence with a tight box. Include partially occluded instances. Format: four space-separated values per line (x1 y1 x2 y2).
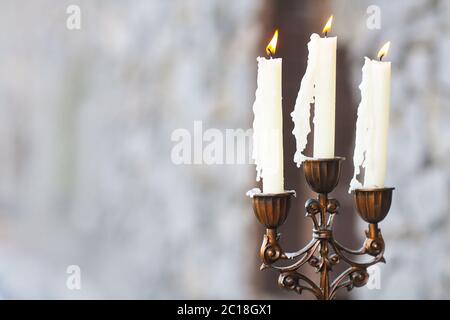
250 157 394 300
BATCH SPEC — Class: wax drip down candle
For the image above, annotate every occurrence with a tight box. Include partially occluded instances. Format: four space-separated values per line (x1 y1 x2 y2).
291 16 336 166
350 42 392 192
251 30 284 194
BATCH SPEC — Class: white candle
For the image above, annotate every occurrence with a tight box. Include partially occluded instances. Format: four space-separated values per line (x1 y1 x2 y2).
313 35 336 158
252 31 284 193
350 42 391 191
292 16 336 166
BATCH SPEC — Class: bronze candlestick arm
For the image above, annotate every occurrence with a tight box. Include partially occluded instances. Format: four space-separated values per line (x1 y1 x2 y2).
250 157 394 300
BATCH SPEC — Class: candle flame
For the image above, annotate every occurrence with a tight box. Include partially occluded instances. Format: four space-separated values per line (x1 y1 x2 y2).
266 29 279 57
377 41 391 60
322 15 333 35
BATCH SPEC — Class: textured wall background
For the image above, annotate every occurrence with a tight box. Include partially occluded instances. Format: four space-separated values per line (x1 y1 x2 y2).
333 0 450 299
0 0 262 298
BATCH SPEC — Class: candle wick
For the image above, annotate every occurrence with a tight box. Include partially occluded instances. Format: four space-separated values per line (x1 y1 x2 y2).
324 31 328 38
379 54 384 61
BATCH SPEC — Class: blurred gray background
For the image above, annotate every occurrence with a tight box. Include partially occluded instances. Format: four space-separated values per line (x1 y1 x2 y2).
0 0 448 299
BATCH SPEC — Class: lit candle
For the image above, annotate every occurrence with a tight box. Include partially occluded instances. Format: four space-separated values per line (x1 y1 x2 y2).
350 42 391 191
292 16 336 166
252 30 284 193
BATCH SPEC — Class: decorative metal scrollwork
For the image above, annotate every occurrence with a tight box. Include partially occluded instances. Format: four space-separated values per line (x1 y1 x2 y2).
258 192 385 300
251 157 394 300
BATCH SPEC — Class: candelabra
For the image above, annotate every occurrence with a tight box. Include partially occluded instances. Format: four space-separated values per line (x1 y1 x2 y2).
250 157 394 300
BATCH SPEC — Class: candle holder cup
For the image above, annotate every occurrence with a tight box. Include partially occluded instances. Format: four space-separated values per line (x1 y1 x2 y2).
353 187 394 257
250 157 394 300
252 191 296 229
252 191 296 265
303 157 344 194
353 187 394 224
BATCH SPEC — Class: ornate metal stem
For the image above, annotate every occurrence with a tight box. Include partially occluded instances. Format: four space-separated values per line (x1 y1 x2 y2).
251 157 394 300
